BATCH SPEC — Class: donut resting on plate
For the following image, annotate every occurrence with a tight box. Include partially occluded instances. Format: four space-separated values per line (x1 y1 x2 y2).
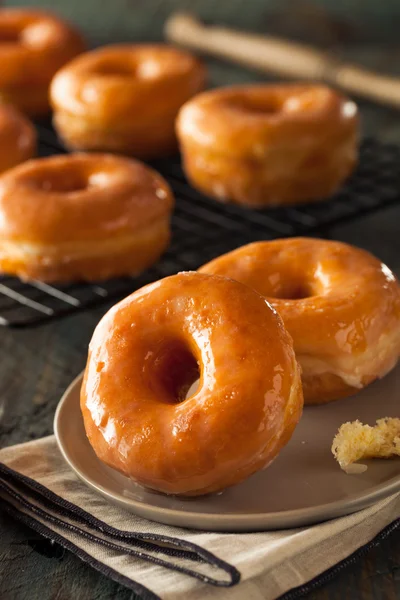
80 272 303 496
200 238 400 404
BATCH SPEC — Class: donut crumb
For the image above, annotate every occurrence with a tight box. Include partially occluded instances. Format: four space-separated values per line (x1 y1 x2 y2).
332 418 400 473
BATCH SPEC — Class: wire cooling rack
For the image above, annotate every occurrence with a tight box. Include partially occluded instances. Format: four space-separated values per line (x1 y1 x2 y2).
0 126 399 327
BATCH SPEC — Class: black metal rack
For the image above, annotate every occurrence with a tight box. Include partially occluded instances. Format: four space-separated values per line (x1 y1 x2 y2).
0 126 399 327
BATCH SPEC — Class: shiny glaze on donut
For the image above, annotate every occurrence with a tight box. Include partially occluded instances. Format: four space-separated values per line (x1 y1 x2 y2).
0 153 174 282
0 104 36 173
200 238 400 404
0 9 85 116
176 84 358 206
81 272 303 496
51 44 206 158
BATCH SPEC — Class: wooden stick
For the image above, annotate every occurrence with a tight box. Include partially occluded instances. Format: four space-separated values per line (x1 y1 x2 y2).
165 13 400 108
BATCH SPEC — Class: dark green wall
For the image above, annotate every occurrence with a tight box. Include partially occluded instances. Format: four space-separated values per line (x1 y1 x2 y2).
5 0 400 45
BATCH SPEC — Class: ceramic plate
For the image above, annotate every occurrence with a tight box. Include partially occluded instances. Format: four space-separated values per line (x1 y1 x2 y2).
54 368 400 532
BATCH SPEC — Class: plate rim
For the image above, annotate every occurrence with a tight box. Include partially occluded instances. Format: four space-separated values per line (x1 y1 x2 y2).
54 372 400 532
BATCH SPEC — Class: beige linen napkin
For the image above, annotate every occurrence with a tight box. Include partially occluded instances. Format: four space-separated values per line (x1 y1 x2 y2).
0 436 399 600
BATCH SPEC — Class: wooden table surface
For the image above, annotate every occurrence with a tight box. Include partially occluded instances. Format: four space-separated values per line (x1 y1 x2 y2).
1 1 400 599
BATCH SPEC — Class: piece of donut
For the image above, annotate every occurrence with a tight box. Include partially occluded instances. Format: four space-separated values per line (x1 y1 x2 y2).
81 272 303 496
50 44 206 158
0 8 85 116
200 238 400 404
0 153 174 282
0 104 36 173
176 84 358 207
332 418 400 473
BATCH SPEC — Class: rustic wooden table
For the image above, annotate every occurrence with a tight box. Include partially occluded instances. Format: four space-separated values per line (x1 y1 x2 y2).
1 1 400 598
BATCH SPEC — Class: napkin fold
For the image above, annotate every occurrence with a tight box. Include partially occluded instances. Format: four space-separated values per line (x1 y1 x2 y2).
0 436 399 600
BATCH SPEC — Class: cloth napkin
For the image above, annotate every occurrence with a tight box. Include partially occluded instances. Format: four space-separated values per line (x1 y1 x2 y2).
0 436 399 600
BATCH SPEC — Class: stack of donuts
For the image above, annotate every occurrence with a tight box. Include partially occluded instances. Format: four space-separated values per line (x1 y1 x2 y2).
0 8 398 496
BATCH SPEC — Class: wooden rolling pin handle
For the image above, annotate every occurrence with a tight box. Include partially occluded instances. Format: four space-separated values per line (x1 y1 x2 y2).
165 13 400 108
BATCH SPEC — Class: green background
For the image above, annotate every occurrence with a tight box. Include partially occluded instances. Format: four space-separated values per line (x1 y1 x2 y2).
5 0 400 45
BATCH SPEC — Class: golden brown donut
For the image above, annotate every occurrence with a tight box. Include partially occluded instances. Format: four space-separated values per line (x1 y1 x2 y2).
176 84 359 207
0 104 36 173
50 44 206 158
200 238 400 404
0 153 174 282
81 272 303 496
0 8 85 116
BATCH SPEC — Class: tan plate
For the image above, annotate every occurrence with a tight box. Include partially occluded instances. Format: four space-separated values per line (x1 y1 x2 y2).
54 368 400 532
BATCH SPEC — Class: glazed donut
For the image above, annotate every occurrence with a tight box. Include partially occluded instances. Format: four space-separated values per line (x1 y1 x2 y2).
0 153 174 282
0 104 36 173
200 238 400 404
176 84 359 207
81 272 303 496
50 44 206 158
0 9 85 116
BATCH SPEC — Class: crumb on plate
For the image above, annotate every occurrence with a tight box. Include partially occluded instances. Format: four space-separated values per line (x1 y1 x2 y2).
332 418 400 474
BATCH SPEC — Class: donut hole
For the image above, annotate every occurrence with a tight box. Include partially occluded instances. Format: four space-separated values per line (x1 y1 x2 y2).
226 89 331 118
93 59 162 80
93 61 135 78
0 29 21 43
268 281 315 300
279 284 312 300
228 95 282 116
185 378 200 398
154 340 200 404
25 169 89 193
